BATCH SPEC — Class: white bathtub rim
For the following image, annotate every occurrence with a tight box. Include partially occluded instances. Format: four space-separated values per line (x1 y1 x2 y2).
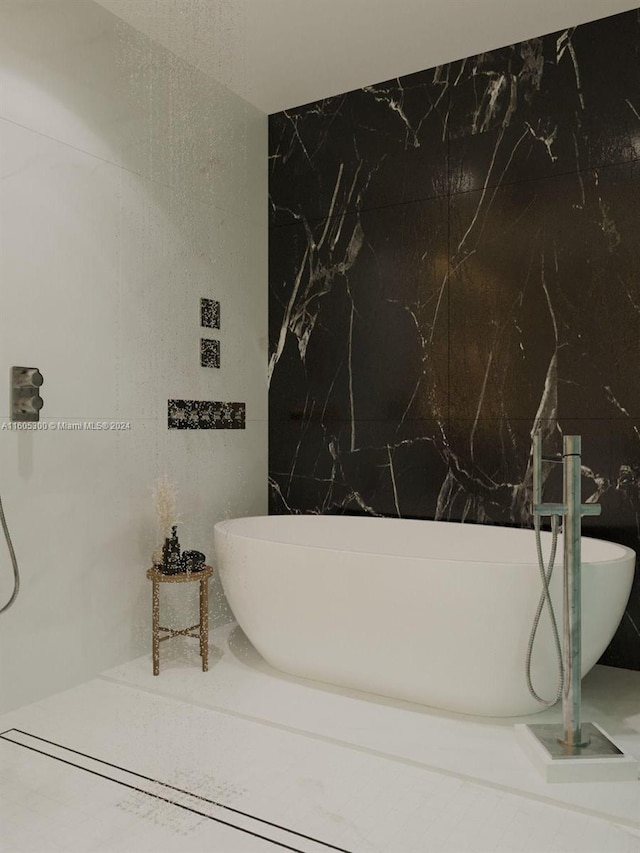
214 516 635 568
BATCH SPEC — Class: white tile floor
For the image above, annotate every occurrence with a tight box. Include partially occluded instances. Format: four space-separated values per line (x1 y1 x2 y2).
1 621 639 853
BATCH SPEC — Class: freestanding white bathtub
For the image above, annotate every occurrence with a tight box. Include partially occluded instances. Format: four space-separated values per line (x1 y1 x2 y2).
213 515 635 717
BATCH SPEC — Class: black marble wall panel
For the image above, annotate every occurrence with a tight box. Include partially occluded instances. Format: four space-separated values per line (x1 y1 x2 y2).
269 8 640 670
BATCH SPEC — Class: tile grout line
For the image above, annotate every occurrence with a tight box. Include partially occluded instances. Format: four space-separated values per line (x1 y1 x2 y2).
0 115 263 227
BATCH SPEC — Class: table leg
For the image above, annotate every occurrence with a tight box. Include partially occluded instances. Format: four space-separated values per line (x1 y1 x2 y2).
152 578 160 676
200 577 209 672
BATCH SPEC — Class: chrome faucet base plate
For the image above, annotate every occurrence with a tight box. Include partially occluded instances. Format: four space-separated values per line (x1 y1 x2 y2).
526 722 621 758
516 722 638 782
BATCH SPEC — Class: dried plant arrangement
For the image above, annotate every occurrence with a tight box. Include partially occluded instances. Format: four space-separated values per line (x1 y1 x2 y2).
151 475 180 565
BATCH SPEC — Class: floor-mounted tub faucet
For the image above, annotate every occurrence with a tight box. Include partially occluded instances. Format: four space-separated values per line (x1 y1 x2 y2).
532 433 601 750
517 433 638 781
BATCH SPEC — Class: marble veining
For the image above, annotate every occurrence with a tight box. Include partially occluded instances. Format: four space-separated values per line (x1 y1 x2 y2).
268 9 640 670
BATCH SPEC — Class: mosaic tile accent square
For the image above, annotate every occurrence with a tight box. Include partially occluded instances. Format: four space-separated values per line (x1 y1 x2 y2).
201 339 220 368
201 299 220 329
168 400 245 430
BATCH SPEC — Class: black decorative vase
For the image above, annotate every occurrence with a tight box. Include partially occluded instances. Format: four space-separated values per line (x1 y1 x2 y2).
161 525 181 574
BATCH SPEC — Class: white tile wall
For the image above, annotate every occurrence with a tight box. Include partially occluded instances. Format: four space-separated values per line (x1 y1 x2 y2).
0 0 267 713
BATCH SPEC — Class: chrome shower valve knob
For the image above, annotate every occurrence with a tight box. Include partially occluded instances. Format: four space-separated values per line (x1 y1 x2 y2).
10 366 44 422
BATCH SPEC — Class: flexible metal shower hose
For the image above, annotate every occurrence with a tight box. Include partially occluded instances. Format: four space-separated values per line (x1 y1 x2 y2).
0 495 20 614
525 515 564 706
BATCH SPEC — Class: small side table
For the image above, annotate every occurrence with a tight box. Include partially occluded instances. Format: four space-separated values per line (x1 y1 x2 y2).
146 565 213 676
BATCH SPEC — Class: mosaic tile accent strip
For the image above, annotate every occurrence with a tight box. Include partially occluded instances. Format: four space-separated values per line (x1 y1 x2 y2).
201 299 220 329
201 339 220 368
168 400 245 430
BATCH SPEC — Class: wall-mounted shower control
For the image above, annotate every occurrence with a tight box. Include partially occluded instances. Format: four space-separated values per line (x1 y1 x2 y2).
11 367 44 421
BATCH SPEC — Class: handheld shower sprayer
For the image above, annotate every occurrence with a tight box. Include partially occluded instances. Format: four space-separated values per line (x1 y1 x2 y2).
525 432 564 707
1 365 43 615
0 494 20 614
